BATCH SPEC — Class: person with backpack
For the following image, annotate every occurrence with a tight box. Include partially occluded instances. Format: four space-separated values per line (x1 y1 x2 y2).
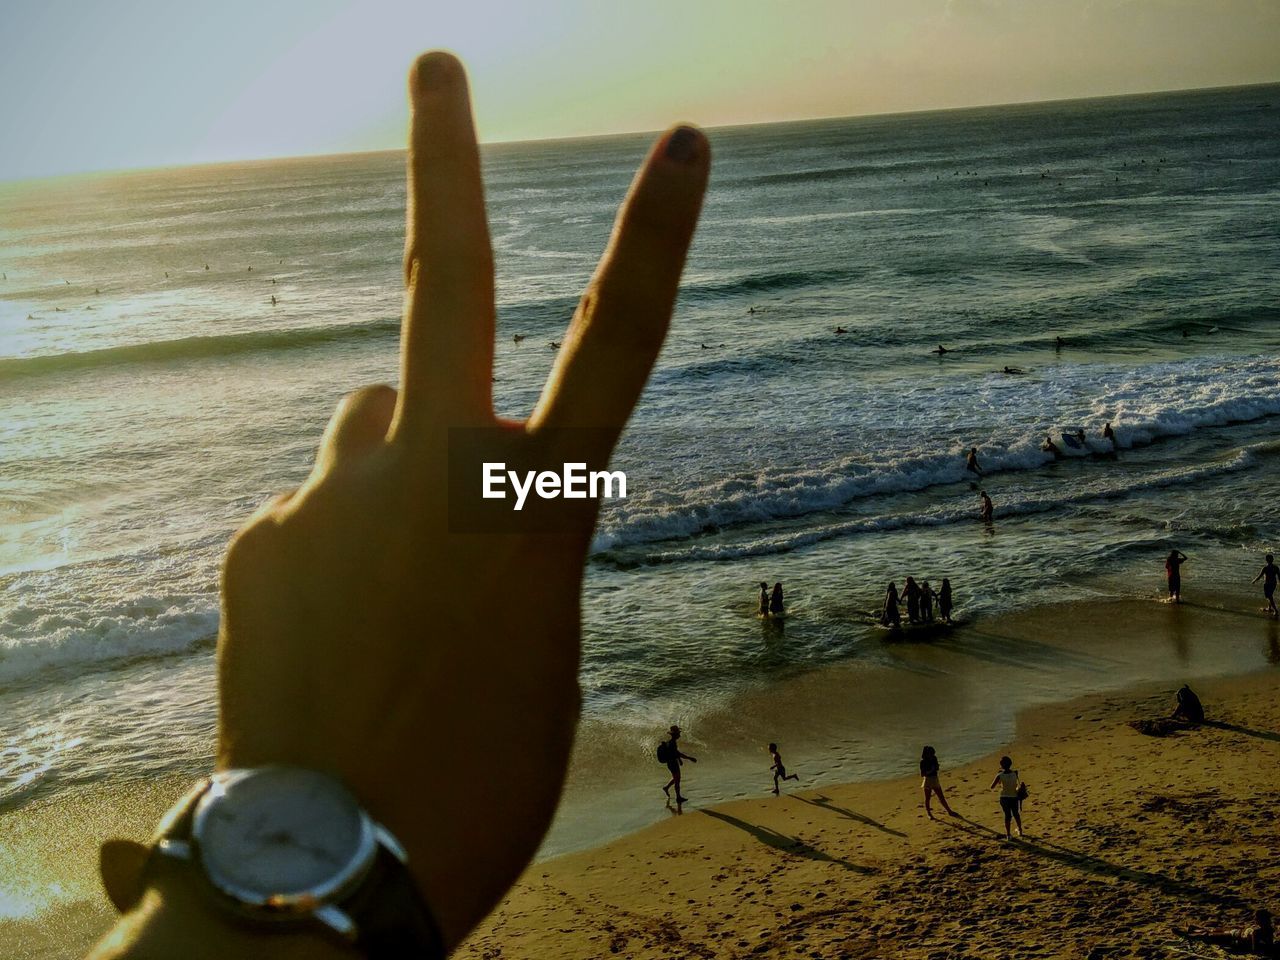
989 755 1025 840
659 725 697 803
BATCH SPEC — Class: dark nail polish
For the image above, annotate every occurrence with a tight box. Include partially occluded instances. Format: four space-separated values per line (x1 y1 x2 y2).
415 52 458 94
665 126 700 164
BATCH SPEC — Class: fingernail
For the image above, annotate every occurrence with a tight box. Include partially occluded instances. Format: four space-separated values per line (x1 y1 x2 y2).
665 126 701 164
415 51 460 95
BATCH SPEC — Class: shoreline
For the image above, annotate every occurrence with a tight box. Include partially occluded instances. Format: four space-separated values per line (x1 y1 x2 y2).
460 667 1279 959
2 592 1278 958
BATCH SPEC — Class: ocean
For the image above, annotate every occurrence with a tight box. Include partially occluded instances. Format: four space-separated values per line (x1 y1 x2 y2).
2 83 1279 880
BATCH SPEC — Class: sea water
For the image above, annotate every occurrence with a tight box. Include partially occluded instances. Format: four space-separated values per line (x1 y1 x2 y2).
2 84 1279 864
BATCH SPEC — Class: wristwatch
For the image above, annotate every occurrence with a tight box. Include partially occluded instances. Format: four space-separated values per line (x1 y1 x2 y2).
100 767 445 958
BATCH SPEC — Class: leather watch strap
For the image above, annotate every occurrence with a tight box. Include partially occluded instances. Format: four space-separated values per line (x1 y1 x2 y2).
342 842 447 959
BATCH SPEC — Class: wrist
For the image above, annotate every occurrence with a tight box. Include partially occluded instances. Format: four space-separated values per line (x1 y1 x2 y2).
90 873 355 960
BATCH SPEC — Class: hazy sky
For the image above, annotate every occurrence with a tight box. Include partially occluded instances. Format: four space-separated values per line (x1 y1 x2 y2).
1 0 1277 181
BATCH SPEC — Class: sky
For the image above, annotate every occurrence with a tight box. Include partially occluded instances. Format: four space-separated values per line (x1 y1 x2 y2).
0 0 1277 181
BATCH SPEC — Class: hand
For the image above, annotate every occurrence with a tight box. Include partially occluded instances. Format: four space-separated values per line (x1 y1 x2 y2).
215 51 708 947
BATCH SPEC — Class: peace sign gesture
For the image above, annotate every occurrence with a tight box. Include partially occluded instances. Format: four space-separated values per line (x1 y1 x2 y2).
211 50 709 951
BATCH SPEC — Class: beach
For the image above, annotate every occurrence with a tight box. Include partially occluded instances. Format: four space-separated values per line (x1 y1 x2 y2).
2 82 1279 957
2 592 1276 958
458 642 1278 959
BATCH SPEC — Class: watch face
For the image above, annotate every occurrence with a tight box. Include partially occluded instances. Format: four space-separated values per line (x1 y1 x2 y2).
193 767 375 908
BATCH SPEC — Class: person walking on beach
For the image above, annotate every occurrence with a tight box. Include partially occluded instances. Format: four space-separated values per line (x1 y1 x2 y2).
902 576 922 623
938 578 954 624
882 581 902 628
966 447 983 478
920 745 956 819
920 580 936 623
660 725 697 803
979 490 993 523
990 756 1023 840
1165 549 1188 603
1251 553 1279 617
758 581 770 616
768 742 800 795
769 582 785 616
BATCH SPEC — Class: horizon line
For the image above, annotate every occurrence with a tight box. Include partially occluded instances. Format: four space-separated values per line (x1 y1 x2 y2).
3 77 1276 188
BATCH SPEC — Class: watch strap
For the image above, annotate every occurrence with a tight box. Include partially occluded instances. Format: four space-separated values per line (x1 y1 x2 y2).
342 841 447 959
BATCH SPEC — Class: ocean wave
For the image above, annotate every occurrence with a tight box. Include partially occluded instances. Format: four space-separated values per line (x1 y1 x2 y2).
591 365 1280 558
0 597 218 688
0 318 402 379
624 445 1262 565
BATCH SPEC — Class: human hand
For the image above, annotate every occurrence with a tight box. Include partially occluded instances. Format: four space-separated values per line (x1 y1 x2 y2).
216 51 708 947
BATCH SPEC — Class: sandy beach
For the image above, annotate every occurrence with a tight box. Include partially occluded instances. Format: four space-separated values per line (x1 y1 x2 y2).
2 591 1277 959
458 669 1278 960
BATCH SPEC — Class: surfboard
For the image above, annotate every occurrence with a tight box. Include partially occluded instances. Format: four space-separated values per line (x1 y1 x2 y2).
1061 432 1085 450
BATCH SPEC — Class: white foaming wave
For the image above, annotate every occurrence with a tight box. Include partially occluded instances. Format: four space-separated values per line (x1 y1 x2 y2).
637 445 1262 564
0 596 218 687
592 355 1280 556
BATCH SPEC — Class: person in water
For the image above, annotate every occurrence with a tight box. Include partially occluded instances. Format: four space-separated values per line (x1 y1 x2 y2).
768 742 800 795
919 745 956 819
1042 434 1063 457
1002 366 1025 375
1171 683 1205 723
1252 553 1279 617
769 582 785 616
966 447 983 477
938 578 954 623
1165 548 1188 603
979 490 993 523
1102 422 1117 449
1073 429 1086 447
920 580 936 623
933 344 949 355
1174 909 1273 954
902 576 922 623
990 756 1024 840
661 725 697 804
882 581 902 628
758 581 770 616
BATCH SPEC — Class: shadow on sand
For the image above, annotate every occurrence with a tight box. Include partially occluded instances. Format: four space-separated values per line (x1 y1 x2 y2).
793 794 908 838
700 809 873 874
943 816 1245 908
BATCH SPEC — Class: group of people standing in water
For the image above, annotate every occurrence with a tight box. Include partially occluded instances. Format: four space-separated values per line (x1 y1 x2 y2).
882 576 953 628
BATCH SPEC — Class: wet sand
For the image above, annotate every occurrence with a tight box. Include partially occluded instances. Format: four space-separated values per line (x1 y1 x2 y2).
2 595 1276 959
459 669 1279 960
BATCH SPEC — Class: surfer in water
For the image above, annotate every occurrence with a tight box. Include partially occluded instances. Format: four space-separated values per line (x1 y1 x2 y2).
938 578 954 623
758 581 770 616
979 490 993 523
902 577 922 623
769 582 785 617
1042 435 1063 458
966 447 983 477
1002 366 1025 375
882 582 902 628
1103 422 1117 449
1165 549 1188 603
933 345 950 355
1251 553 1279 617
